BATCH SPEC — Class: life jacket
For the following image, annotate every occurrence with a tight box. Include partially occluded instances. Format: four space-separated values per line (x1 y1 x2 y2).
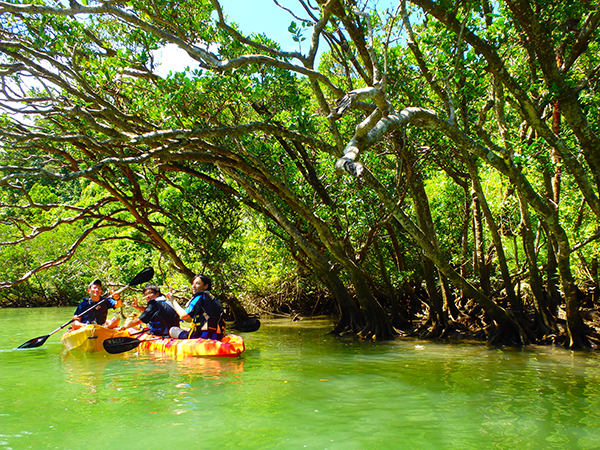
146 298 180 336
75 296 114 324
187 291 225 340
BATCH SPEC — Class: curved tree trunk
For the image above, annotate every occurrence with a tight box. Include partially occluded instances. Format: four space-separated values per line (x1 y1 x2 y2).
323 254 394 340
222 166 367 336
459 185 471 305
222 141 396 340
361 168 525 345
543 224 562 316
385 220 421 327
463 152 523 312
553 227 589 348
325 273 365 335
440 274 460 321
419 257 446 337
462 151 520 310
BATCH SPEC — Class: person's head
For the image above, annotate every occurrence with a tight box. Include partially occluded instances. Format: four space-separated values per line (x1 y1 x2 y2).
87 279 103 300
142 283 161 301
191 274 212 294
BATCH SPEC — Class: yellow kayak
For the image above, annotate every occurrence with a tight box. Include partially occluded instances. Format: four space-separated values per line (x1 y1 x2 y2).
61 324 130 353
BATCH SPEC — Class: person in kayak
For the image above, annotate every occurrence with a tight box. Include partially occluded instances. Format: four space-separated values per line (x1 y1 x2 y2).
168 274 226 340
121 283 180 336
72 279 122 329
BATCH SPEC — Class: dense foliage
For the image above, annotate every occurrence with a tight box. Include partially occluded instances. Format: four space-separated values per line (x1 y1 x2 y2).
0 0 599 348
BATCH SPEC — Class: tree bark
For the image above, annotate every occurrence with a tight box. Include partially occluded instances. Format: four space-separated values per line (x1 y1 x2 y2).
360 168 525 345
516 190 558 335
398 139 448 335
222 166 367 336
471 185 490 296
462 152 521 312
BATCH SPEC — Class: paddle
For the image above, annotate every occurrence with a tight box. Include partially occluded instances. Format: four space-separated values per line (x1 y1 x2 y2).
103 335 163 354
17 267 155 349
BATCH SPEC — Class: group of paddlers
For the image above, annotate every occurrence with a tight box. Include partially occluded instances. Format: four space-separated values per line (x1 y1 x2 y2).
72 274 225 340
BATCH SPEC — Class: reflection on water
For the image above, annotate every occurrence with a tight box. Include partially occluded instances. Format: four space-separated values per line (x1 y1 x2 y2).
140 350 245 377
60 343 245 409
2 309 600 450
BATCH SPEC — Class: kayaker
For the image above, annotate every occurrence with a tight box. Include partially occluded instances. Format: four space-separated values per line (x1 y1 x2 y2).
168 274 226 340
72 279 122 329
121 283 180 336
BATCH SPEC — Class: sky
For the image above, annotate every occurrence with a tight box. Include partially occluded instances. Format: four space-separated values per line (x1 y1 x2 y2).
155 0 399 75
218 0 305 51
155 0 307 75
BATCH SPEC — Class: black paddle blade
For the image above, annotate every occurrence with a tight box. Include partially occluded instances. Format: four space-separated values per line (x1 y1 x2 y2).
17 334 50 349
128 267 154 287
103 336 143 354
232 317 261 332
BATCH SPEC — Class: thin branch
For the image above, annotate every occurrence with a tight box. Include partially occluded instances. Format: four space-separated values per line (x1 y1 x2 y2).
0 219 114 289
571 228 600 253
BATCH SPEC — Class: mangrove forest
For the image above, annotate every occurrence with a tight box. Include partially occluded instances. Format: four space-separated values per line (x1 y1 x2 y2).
0 0 599 348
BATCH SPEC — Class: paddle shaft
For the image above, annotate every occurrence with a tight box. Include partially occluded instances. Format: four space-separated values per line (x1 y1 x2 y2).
63 279 146 331
17 296 110 348
18 267 154 349
47 297 109 337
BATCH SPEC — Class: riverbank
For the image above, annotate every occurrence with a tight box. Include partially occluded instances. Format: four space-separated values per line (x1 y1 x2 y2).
4 288 600 349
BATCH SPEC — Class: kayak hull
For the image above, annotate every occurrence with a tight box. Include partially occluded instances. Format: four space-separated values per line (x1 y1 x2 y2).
61 324 130 353
137 333 245 357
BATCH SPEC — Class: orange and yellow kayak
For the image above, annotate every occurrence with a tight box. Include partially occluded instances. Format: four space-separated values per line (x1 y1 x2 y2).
136 333 245 357
61 324 130 353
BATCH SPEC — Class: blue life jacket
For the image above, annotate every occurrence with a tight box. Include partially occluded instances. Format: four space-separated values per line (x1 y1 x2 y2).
74 296 116 324
185 291 225 340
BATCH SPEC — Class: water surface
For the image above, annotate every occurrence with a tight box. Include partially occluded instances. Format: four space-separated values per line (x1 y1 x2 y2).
2 307 600 449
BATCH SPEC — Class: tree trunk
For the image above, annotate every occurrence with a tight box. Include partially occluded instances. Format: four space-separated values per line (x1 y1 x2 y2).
554 227 589 348
440 273 460 321
471 187 490 295
323 271 366 335
287 241 365 334
516 190 558 335
462 151 520 311
459 185 471 305
373 238 410 329
400 139 448 335
541 171 562 314
361 168 525 345
386 221 421 326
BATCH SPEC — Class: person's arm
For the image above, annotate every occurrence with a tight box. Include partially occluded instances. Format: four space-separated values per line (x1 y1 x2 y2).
71 318 85 329
118 302 156 331
111 292 122 308
120 317 142 330
173 299 191 322
72 301 85 326
167 292 191 322
131 298 145 312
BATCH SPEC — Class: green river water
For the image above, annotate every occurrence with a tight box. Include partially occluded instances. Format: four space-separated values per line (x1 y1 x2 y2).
2 307 600 450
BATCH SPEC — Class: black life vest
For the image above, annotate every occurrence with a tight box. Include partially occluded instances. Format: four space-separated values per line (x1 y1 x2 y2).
187 291 225 340
139 297 180 336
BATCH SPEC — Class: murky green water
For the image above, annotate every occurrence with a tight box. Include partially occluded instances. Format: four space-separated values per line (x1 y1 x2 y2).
2 307 600 449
